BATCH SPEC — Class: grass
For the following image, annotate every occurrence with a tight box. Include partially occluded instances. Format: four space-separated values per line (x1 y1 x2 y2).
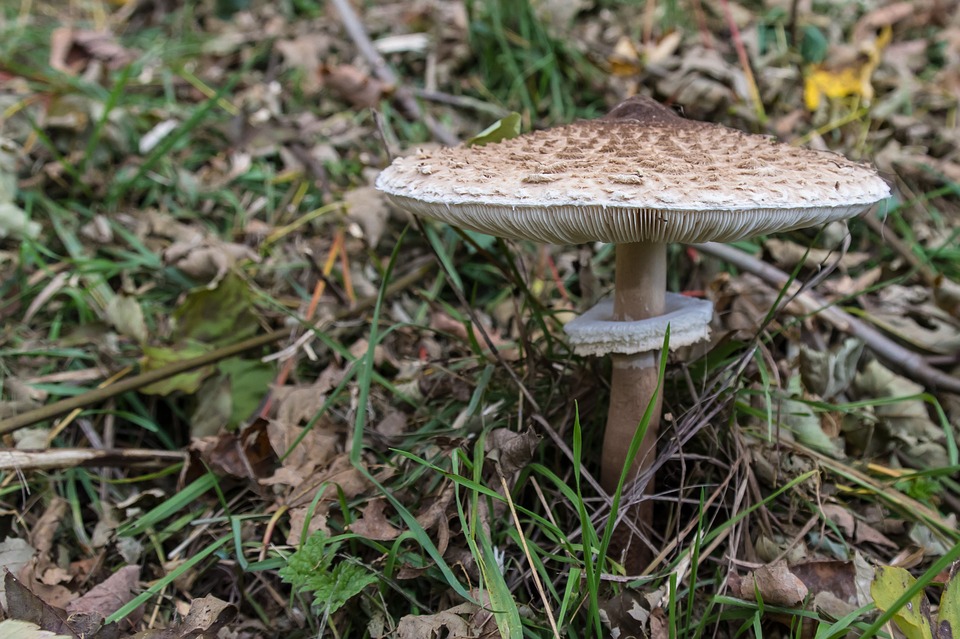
2 0 960 637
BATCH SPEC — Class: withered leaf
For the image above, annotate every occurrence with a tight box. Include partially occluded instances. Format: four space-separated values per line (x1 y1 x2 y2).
349 499 402 541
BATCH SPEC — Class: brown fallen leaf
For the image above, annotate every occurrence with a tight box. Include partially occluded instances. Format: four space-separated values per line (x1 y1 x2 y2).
286 507 329 546
178 595 236 636
29 498 68 559
349 499 401 541
126 595 235 639
49 28 137 74
190 418 275 480
397 602 478 639
4 572 75 637
320 63 392 109
163 239 259 288
821 504 898 549
485 429 540 475
65 565 141 630
275 34 331 94
729 560 808 606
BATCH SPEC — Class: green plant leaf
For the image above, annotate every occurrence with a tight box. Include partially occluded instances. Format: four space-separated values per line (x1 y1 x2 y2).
870 566 934 639
800 25 828 64
938 568 960 638
280 531 377 616
466 112 521 147
140 342 214 395
217 357 274 428
172 272 259 345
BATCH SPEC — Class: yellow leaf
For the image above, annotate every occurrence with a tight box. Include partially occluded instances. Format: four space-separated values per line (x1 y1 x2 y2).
870 565 935 639
608 36 642 77
803 25 891 111
804 66 869 110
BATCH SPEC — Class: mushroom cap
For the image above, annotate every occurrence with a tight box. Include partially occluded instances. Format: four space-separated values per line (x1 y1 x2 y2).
376 97 891 244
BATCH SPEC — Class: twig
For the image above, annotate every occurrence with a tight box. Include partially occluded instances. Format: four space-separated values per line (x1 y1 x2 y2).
695 241 960 394
0 263 432 436
719 0 765 123
861 212 936 286
330 0 459 147
0 448 187 472
411 88 510 118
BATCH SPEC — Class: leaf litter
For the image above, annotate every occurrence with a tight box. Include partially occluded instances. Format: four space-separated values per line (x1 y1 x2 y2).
0 0 959 636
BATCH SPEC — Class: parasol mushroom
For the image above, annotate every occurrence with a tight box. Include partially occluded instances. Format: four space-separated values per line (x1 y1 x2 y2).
376 96 889 529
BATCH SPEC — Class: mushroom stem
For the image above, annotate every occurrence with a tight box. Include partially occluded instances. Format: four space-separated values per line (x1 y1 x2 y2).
602 240 666 494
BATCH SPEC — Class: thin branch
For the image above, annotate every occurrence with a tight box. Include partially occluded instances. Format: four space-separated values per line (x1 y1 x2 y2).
0 448 187 472
0 263 431 436
695 241 960 394
330 0 459 146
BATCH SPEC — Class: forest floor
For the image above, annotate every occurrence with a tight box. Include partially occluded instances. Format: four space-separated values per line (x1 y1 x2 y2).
1 0 959 637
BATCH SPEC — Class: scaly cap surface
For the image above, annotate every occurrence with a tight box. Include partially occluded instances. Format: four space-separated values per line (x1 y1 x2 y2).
376 96 890 244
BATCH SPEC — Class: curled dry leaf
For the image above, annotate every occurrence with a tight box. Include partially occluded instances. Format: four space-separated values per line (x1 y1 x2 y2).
821 504 897 549
344 186 390 248
190 419 275 480
0 538 36 609
349 499 401 541
163 239 259 288
275 34 331 94
320 63 392 109
286 508 328 547
49 28 137 74
29 498 68 559
485 428 540 475
65 565 141 629
397 602 477 639
799 338 864 399
729 560 808 607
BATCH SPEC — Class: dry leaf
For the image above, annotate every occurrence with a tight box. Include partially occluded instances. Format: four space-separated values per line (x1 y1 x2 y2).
0 539 36 609
66 565 141 623
397 602 478 639
163 238 259 288
485 429 540 475
49 28 136 74
344 186 390 248
349 499 402 541
730 560 808 606
104 295 147 344
275 35 331 94
320 64 391 109
286 508 329 546
178 595 236 636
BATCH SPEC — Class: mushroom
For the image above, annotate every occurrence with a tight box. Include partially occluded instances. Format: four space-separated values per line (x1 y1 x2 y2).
376 96 889 510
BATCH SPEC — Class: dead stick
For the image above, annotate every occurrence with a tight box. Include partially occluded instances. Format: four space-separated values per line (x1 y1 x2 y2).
0 448 188 472
0 264 431 435
329 0 459 146
695 242 960 394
